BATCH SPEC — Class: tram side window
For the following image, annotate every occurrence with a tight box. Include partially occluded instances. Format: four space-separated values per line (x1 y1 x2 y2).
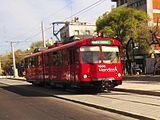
74 48 79 64
62 50 69 65
70 48 79 65
28 58 32 67
70 50 73 65
37 55 42 66
30 58 33 66
44 54 49 66
57 51 63 66
49 52 53 66
51 52 58 66
35 56 38 66
30 57 36 67
25 58 29 68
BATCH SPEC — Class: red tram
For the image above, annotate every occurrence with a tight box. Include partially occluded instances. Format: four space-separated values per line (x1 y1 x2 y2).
24 36 122 91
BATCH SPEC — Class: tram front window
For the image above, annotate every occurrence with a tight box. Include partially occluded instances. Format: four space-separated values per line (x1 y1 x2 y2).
80 46 101 64
102 46 120 63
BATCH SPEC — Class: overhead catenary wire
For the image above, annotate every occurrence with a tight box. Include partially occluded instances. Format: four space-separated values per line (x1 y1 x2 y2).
71 0 106 18
42 1 73 22
3 1 73 43
17 0 105 43
3 0 106 50
63 0 104 21
3 26 52 53
4 23 41 42
19 26 52 43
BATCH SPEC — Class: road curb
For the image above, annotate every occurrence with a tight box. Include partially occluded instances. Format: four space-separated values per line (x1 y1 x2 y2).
114 88 160 96
8 78 26 81
123 75 160 81
52 95 154 120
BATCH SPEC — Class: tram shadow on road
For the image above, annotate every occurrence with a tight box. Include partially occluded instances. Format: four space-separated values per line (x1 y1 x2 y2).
1 84 52 97
0 83 129 97
1 84 80 97
0 82 160 97
0 84 101 97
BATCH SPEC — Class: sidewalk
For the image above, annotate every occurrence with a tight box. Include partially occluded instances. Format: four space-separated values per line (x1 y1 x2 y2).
123 75 160 81
0 76 26 80
114 75 160 96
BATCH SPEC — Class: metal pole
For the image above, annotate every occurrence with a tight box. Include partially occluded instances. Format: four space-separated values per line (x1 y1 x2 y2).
41 21 46 47
11 42 18 78
0 58 1 70
0 57 2 75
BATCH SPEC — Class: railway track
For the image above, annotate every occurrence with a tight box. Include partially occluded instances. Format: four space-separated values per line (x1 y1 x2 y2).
0 79 159 119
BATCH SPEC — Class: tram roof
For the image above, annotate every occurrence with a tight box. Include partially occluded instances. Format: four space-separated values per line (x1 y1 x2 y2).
24 51 42 59
43 39 83 54
24 37 121 58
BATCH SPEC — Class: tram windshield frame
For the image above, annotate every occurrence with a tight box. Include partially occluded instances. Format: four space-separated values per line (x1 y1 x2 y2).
80 46 120 64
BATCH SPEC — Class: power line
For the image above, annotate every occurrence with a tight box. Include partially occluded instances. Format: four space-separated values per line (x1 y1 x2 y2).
14 27 52 44
4 23 41 42
3 0 106 49
3 2 73 43
42 1 72 21
0 42 8 46
14 0 105 45
21 26 52 42
72 0 106 17
63 0 104 21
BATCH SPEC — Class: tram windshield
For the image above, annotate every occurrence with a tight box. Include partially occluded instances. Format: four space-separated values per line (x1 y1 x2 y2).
102 46 120 63
80 46 120 64
80 46 101 64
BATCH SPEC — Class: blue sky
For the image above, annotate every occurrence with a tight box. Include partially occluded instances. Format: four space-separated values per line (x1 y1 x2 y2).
0 0 116 55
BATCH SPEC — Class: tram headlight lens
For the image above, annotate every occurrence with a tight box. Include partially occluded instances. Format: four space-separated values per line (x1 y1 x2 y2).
83 74 88 79
117 73 121 77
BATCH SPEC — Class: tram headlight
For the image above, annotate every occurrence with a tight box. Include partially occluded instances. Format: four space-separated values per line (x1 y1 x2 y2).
117 73 121 77
83 74 88 79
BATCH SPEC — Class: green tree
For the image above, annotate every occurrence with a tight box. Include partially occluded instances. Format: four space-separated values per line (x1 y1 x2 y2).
1 40 44 75
1 53 12 74
96 8 152 75
30 41 43 52
96 7 149 43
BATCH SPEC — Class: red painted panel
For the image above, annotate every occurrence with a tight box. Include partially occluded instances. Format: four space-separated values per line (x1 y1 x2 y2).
80 63 122 82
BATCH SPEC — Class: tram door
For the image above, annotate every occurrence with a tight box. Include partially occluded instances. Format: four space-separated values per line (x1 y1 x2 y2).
69 48 79 82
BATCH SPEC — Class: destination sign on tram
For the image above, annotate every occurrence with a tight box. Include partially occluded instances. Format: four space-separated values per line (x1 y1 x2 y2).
91 40 111 45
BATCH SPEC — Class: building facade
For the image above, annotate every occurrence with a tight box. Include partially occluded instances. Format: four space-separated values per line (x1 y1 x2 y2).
112 0 160 74
60 18 96 40
112 0 160 26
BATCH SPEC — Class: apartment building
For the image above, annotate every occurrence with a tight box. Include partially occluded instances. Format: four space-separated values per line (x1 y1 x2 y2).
112 0 160 74
112 0 160 26
60 18 96 40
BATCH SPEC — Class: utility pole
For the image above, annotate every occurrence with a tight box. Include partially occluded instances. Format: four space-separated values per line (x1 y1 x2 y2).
41 21 46 47
0 57 1 70
0 57 2 75
11 42 18 78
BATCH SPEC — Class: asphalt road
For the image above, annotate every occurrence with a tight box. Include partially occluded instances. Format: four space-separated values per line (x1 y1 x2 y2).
0 83 127 120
